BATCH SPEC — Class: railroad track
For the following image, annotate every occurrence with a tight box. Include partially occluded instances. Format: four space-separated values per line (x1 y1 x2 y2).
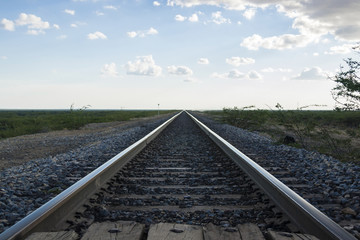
0 111 356 240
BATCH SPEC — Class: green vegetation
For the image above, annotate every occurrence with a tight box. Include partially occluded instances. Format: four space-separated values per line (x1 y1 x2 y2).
331 46 360 111
205 106 360 163
0 109 177 139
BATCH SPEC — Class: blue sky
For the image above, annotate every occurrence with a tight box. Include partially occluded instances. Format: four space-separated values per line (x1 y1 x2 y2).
1 0 359 110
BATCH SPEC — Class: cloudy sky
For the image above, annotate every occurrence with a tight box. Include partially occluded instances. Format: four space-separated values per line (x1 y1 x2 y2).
1 0 359 110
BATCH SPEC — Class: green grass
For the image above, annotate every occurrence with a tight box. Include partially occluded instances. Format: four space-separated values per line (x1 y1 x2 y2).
204 108 360 163
0 110 177 139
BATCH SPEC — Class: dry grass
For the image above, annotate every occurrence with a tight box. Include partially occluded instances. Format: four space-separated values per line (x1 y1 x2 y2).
203 109 360 163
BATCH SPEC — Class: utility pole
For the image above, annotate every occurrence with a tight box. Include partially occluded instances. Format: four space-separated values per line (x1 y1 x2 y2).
158 104 160 116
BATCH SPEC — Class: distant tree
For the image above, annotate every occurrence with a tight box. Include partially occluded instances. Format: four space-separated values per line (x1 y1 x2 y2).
331 46 360 111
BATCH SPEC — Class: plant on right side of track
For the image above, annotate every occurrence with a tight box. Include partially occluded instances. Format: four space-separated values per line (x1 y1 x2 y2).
272 103 316 148
272 103 356 160
331 45 360 111
222 106 267 130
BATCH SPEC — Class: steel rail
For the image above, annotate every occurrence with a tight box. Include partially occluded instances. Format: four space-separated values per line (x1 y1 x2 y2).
0 111 182 240
186 111 355 240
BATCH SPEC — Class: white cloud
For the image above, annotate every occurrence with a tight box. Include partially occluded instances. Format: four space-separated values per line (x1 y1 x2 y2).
147 27 158 35
226 70 246 79
184 77 200 83
127 27 158 38
101 63 119 77
166 0 247 10
175 14 186 22
313 52 319 57
127 31 137 38
276 1 360 41
104 5 117 10
27 29 45 35
87 31 107 40
168 65 193 75
226 57 255 66
212 69 246 79
211 11 231 24
96 11 104 16
292 16 331 37
261 67 292 73
126 55 162 77
213 69 263 80
153 1 161 6
243 8 256 20
1 18 15 31
167 0 360 42
188 13 199 22
279 68 292 73
64 9 75 15
175 13 202 23
198 58 209 65
1 56 7 60
70 21 86 28
167 1 174 6
57 35 67 40
293 67 328 80
261 67 275 73
325 44 355 55
241 33 313 50
15 13 50 34
247 70 262 80
5 13 60 35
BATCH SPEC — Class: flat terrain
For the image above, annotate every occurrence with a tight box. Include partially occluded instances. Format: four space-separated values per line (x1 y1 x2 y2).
0 113 173 170
203 109 360 163
0 110 176 139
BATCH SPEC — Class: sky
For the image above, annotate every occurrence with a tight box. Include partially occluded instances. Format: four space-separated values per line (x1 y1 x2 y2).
0 0 359 110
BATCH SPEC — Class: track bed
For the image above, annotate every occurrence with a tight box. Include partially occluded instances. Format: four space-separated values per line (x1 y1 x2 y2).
65 113 292 238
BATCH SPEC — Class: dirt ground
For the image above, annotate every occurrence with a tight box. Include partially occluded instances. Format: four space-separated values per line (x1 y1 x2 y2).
0 114 171 170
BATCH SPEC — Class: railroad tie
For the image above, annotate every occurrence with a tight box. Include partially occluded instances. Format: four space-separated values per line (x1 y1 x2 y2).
25 222 320 240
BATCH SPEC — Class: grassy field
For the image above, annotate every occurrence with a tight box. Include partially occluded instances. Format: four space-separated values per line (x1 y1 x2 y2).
204 108 360 163
0 109 177 139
